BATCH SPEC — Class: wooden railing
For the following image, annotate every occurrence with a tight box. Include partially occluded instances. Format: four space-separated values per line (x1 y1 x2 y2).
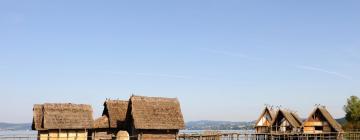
178 131 360 140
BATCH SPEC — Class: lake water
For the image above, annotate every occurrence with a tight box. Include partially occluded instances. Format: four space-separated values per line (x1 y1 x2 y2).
0 130 37 136
0 130 37 140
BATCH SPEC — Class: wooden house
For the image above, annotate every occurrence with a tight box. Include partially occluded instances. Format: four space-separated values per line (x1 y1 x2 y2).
255 107 277 133
127 95 185 140
93 100 129 140
32 103 94 140
303 106 343 134
270 109 302 133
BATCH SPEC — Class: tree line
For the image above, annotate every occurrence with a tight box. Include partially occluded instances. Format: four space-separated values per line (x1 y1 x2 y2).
344 95 360 130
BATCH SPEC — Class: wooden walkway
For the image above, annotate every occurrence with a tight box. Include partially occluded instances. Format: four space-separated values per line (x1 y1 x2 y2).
0 132 360 140
178 132 360 140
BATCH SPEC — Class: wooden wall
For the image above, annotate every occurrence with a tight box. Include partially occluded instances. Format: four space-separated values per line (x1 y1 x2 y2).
140 134 176 140
303 121 332 134
93 131 113 140
256 126 270 133
38 130 88 140
135 129 178 140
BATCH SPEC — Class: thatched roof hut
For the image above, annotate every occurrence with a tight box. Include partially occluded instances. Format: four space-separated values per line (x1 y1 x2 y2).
93 96 185 140
126 95 185 140
129 95 185 130
303 106 343 133
255 107 277 133
32 103 94 130
270 109 302 133
255 107 277 127
96 100 129 129
93 100 129 140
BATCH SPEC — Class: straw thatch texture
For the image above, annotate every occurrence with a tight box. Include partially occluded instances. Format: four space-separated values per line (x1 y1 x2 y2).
291 112 303 125
94 115 110 129
306 107 343 132
43 103 93 129
32 103 94 130
102 100 129 128
130 95 185 130
32 104 44 130
318 107 343 132
272 109 302 128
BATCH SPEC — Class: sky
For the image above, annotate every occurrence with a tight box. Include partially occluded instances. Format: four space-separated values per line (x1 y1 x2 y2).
0 0 360 123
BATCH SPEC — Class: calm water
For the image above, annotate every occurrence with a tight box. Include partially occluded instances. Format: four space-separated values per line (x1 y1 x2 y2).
0 130 37 140
0 130 37 136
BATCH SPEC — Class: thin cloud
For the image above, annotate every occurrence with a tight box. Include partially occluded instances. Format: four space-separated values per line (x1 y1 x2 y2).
295 65 352 80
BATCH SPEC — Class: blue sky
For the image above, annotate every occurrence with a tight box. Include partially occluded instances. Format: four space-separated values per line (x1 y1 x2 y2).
0 0 359 123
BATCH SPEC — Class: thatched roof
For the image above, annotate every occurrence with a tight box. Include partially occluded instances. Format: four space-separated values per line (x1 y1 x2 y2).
130 95 185 130
305 107 343 132
255 107 276 127
291 112 303 125
32 103 94 130
102 100 129 128
271 109 302 128
94 115 110 129
32 104 44 130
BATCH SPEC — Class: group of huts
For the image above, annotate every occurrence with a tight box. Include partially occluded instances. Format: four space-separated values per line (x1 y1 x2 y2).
32 94 344 140
254 105 343 137
32 95 185 140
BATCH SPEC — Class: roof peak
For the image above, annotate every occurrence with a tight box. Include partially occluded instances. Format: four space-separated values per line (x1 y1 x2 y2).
130 95 178 101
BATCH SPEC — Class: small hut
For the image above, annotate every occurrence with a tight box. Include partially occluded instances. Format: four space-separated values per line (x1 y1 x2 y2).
303 106 343 134
270 109 302 133
255 106 277 133
32 103 94 140
93 100 129 140
128 95 185 140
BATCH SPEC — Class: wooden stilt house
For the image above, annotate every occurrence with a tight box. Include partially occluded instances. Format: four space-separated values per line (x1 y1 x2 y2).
32 103 94 140
303 106 343 134
255 106 276 133
270 109 302 133
127 95 185 140
93 100 129 140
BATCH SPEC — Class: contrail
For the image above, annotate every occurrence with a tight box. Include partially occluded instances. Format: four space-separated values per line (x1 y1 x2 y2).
295 65 352 80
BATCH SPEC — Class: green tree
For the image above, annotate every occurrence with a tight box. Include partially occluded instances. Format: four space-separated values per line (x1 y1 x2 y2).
343 95 360 129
